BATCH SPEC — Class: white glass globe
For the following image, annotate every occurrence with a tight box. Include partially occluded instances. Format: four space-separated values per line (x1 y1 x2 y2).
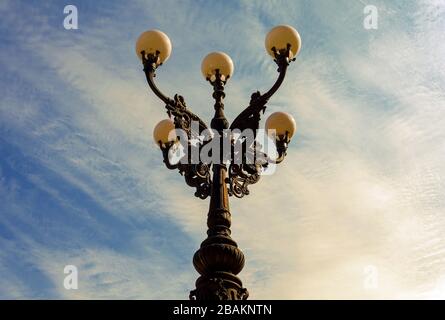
265 112 297 139
201 52 234 80
136 29 172 64
153 119 176 145
265 25 301 59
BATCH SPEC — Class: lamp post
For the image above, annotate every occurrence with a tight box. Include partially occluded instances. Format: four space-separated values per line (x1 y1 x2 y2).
136 25 301 300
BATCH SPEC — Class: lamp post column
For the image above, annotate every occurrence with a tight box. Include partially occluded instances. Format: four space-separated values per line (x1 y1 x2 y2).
190 73 249 301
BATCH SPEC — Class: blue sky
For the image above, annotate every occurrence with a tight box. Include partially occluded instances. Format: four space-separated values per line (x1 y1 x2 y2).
1 0 445 299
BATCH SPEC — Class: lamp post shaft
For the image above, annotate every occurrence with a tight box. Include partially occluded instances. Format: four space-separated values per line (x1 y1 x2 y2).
190 74 249 300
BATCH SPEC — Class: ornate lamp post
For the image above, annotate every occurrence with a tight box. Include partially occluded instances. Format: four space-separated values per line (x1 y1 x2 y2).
136 25 301 300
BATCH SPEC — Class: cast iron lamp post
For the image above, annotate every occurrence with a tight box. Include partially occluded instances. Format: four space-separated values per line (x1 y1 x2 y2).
136 25 301 300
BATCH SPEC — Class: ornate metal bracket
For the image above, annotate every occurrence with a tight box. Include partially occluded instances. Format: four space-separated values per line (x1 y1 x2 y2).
226 44 295 198
142 45 294 200
142 51 212 199
159 143 211 199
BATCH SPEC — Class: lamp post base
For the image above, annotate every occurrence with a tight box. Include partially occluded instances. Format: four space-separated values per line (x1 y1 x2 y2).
190 272 249 300
190 236 249 300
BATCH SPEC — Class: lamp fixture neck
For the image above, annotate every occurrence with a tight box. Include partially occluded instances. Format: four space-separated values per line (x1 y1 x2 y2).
209 70 229 132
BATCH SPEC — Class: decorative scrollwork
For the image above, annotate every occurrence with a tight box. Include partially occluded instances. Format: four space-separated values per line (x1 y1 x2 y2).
160 143 211 199
227 163 261 198
167 94 208 140
164 94 212 199
229 91 266 135
182 163 211 199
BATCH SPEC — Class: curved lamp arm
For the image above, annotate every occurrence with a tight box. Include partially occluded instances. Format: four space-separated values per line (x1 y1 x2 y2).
258 57 288 102
227 45 295 198
264 134 290 165
229 45 293 132
141 51 208 136
159 142 180 170
141 51 173 105
145 67 174 105
141 52 212 199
